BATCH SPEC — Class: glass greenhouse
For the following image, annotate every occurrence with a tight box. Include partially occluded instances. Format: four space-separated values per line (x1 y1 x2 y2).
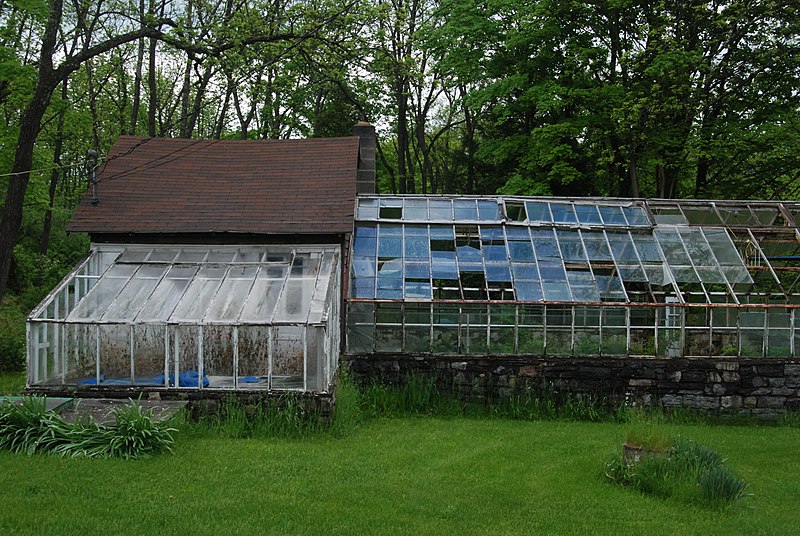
28 244 341 392
346 196 800 358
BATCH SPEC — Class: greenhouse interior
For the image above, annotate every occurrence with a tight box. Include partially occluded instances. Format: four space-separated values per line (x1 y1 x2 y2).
27 244 341 392
346 197 800 359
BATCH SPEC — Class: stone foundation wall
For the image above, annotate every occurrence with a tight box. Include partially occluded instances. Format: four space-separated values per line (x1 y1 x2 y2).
344 354 800 419
25 385 336 422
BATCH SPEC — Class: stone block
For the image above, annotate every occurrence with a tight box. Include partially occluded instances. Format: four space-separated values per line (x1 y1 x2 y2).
451 362 468 371
757 365 784 376
682 394 720 411
716 362 739 371
771 388 798 396
721 395 743 409
667 371 682 382
768 377 786 388
628 379 655 387
744 396 758 408
757 396 787 409
682 371 706 383
519 365 539 377
785 364 800 376
721 371 740 383
752 377 767 388
706 383 726 396
707 372 722 383
661 394 683 407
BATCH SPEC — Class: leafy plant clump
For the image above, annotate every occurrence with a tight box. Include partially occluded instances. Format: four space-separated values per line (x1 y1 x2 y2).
0 397 175 459
606 437 749 509
182 394 329 440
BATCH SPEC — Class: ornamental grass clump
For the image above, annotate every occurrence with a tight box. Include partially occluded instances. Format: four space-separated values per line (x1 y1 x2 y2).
605 436 749 509
0 397 175 459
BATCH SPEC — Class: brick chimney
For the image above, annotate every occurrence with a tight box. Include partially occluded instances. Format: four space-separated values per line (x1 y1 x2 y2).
353 122 376 194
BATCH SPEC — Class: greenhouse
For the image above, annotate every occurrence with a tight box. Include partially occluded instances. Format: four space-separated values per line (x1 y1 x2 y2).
27 244 341 392
346 196 800 359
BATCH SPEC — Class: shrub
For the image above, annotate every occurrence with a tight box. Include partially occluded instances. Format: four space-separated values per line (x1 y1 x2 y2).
605 436 749 509
0 397 175 459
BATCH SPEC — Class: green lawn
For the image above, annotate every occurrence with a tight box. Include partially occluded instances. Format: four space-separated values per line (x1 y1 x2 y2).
1 416 798 535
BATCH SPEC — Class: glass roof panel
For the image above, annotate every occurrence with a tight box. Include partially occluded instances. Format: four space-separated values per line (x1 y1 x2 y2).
477 200 501 221
429 200 453 220
550 203 577 224
136 265 198 322
599 206 626 226
651 205 687 225
453 200 478 220
102 265 168 322
170 265 227 321
204 266 259 322
574 204 601 225
239 265 288 322
67 265 138 321
352 196 797 305
117 248 151 263
525 202 551 223
622 206 649 226
404 199 428 220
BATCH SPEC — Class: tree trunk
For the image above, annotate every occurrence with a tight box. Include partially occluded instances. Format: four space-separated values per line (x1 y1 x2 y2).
39 80 68 256
147 34 158 136
130 0 146 134
0 0 62 301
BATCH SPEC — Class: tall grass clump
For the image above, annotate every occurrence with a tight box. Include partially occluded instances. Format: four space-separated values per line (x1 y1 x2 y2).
359 374 461 418
183 394 328 440
0 397 175 459
605 435 749 509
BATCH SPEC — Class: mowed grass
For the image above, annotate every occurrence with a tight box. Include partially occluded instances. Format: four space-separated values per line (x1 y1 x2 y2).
1 416 799 535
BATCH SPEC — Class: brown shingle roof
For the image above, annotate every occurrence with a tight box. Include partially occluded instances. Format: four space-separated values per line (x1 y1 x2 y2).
68 136 359 235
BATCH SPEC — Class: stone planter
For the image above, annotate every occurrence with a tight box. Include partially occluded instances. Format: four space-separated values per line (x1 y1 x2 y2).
622 443 671 463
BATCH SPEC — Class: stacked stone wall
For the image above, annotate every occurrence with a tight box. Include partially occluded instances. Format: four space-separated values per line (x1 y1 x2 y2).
344 355 800 419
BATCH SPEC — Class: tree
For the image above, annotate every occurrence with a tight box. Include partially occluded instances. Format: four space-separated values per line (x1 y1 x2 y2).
0 0 357 300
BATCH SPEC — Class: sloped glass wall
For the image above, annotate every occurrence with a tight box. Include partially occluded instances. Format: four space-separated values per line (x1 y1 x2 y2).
347 197 800 358
28 245 340 392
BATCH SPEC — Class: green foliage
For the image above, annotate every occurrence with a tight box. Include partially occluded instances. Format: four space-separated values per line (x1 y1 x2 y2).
181 395 328 440
0 298 26 372
606 436 749 509
0 371 24 394
0 397 175 459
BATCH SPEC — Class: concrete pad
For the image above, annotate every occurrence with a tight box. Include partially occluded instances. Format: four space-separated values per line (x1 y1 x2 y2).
59 399 187 426
0 396 73 412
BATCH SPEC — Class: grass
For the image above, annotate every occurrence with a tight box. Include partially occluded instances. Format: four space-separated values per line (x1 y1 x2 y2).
0 371 24 395
1 372 799 533
0 418 798 535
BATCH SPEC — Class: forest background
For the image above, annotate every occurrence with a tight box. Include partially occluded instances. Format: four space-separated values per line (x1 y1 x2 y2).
0 0 798 370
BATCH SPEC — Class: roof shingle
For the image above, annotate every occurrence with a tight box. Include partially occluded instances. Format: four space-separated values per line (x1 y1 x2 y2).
68 136 359 235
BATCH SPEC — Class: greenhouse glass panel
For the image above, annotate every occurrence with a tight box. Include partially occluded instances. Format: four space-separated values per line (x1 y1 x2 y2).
30 244 340 392
136 266 197 322
429 200 454 220
404 198 428 220
525 202 551 223
575 204 602 225
454 199 478 220
101 265 168 322
68 264 138 321
598 206 626 226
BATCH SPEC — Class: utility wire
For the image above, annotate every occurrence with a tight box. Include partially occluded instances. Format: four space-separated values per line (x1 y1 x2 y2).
0 161 85 179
